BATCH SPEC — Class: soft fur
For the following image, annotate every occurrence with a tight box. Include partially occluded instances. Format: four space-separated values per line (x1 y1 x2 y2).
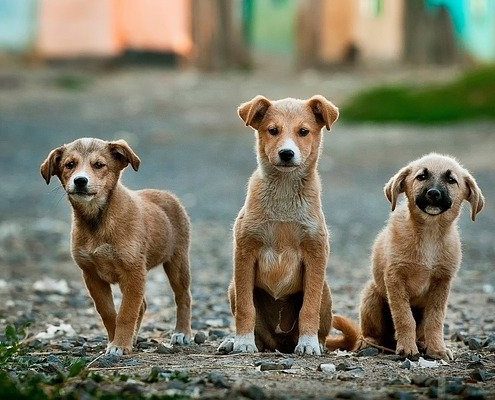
41 138 192 355
219 95 339 355
326 153 484 360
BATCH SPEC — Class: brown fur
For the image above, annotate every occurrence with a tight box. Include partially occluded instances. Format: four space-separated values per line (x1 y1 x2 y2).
326 154 484 360
221 95 339 355
40 138 192 355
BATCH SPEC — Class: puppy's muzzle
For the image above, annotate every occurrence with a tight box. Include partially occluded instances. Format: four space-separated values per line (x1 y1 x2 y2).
279 149 295 163
415 186 452 216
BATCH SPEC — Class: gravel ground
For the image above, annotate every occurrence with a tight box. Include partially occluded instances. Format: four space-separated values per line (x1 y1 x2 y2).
0 65 494 399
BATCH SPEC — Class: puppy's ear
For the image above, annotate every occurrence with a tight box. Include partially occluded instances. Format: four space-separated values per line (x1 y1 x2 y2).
238 95 272 130
463 172 484 221
108 140 141 171
307 95 339 131
384 166 411 211
40 146 65 184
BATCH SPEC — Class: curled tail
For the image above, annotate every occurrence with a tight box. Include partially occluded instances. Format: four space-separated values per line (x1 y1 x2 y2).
325 315 360 351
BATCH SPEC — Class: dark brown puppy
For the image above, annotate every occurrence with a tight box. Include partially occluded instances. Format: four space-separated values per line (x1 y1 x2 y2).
326 153 484 360
219 95 338 355
41 138 192 355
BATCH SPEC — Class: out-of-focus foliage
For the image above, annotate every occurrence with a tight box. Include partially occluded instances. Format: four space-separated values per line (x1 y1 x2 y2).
343 66 495 124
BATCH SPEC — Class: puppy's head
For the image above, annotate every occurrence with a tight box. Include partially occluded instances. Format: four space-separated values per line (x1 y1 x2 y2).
41 138 140 207
385 153 484 221
238 95 338 173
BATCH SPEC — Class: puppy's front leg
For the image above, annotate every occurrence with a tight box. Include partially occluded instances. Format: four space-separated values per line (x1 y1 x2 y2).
83 272 117 342
232 247 258 353
107 271 146 356
423 278 453 360
385 268 419 357
296 240 327 356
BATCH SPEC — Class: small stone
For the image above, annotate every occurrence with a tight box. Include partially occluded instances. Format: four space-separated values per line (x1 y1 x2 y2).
318 363 336 374
194 331 207 344
208 329 228 338
239 384 266 400
255 358 293 371
482 334 495 347
463 386 487 399
485 343 495 352
401 359 414 370
92 354 120 368
336 362 351 371
208 372 230 389
467 337 483 350
470 368 493 382
156 343 178 354
137 341 155 350
356 347 379 357
411 374 429 387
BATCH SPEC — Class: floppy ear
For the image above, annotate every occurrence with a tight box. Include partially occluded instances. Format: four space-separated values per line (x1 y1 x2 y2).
108 140 141 171
238 95 272 130
464 172 484 221
40 146 65 184
384 166 411 211
307 95 339 131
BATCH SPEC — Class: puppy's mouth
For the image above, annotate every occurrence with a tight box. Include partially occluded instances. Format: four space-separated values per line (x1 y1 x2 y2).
415 194 452 216
273 163 300 172
68 190 98 198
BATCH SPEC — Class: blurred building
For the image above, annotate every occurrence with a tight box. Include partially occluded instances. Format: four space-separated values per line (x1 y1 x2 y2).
0 0 494 67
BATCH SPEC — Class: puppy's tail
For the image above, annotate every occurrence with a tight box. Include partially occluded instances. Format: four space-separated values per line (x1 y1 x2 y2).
325 315 360 351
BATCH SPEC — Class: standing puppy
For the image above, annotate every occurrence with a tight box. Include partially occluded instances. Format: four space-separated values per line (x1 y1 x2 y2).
41 138 192 355
326 153 484 360
220 95 339 355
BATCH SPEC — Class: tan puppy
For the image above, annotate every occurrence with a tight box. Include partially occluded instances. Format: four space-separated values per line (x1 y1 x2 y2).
40 138 192 355
326 153 484 360
219 95 339 355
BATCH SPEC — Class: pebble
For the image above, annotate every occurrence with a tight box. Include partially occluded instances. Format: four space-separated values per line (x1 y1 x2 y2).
194 331 207 344
318 363 336 374
137 341 156 350
91 354 120 368
255 358 294 371
336 362 352 371
208 372 230 389
356 347 379 357
400 359 414 370
156 343 179 354
470 368 494 382
467 337 483 350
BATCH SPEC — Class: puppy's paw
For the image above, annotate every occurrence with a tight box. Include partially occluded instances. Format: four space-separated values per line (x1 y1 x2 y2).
232 333 258 353
396 341 419 358
426 346 453 361
106 343 131 356
217 337 234 354
171 332 191 346
294 335 321 356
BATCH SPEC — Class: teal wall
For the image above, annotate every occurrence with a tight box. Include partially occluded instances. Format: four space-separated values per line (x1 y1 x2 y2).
428 0 495 62
0 0 38 52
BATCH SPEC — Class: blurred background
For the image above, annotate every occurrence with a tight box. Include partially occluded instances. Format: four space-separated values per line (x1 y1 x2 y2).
0 0 494 340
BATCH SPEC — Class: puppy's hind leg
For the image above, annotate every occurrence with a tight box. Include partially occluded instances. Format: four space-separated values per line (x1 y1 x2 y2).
359 281 395 351
163 250 192 345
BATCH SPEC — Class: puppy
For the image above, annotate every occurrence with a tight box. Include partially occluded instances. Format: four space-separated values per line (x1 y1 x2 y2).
219 95 339 355
40 138 192 355
326 153 484 360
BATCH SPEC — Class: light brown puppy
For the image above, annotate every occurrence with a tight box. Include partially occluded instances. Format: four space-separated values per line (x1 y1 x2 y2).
41 138 192 355
219 95 339 355
326 153 484 360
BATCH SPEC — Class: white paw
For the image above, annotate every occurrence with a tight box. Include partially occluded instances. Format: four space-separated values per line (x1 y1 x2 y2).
233 333 258 353
217 337 234 353
294 335 321 356
170 332 191 345
105 344 125 356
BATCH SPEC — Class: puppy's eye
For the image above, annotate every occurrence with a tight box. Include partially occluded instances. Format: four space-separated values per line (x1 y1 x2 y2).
416 173 428 181
447 176 457 184
299 128 309 137
93 161 105 170
268 127 279 136
65 161 76 170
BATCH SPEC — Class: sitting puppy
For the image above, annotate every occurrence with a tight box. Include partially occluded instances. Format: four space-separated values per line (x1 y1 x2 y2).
326 153 484 360
40 138 192 355
219 95 339 355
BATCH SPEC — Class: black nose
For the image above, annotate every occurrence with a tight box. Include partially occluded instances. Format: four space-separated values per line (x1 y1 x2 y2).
426 188 441 201
74 176 88 188
279 149 294 162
